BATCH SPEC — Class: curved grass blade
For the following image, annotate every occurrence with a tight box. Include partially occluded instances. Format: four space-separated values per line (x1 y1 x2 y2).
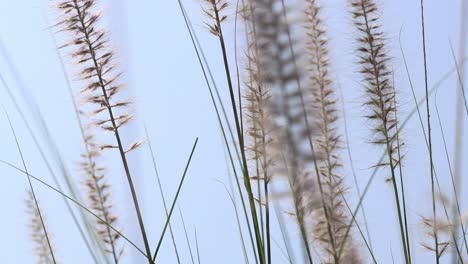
145 125 181 264
152 138 199 261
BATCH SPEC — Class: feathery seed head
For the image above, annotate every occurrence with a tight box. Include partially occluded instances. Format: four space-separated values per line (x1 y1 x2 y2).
201 0 229 36
26 192 57 264
56 0 141 154
349 0 403 169
305 1 360 262
79 125 124 261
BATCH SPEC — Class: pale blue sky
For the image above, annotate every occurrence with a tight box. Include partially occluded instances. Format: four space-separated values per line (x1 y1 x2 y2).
0 0 466 263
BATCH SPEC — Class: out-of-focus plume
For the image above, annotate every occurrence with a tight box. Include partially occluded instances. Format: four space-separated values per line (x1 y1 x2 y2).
305 0 360 262
79 126 123 263
26 191 57 264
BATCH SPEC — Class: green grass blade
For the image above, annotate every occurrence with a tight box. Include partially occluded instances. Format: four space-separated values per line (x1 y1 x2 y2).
152 138 199 261
178 207 196 264
145 125 181 264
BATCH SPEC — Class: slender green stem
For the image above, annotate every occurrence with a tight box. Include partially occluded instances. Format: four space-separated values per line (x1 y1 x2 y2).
420 1 439 262
195 228 201 264
211 3 265 263
145 126 181 264
392 73 411 262
152 138 199 261
179 207 196 264
176 2 259 261
337 82 373 251
434 91 465 262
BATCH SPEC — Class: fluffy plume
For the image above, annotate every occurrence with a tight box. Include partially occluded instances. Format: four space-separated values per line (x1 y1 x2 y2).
26 192 57 264
201 0 229 36
250 0 321 259
243 1 272 188
251 0 317 195
243 2 275 259
305 0 360 262
420 193 467 262
79 126 123 263
56 0 138 151
56 1 153 260
349 0 410 261
421 217 451 260
349 0 402 167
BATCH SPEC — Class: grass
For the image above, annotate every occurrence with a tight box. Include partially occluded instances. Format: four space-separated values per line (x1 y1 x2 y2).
0 0 466 263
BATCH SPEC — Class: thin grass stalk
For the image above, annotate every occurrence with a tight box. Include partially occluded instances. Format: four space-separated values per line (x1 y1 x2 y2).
202 1 266 262
450 40 468 258
401 40 464 260
219 110 253 263
339 195 377 263
213 3 266 260
273 203 296 264
234 0 245 144
217 180 251 263
178 207 196 264
452 4 468 256
145 126 181 264
337 82 373 251
419 1 439 262
389 71 411 262
443 46 468 256
434 91 465 262
280 155 314 264
177 2 259 261
271 238 293 264
393 94 411 263
449 43 468 117
152 138 199 261
195 228 201 264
